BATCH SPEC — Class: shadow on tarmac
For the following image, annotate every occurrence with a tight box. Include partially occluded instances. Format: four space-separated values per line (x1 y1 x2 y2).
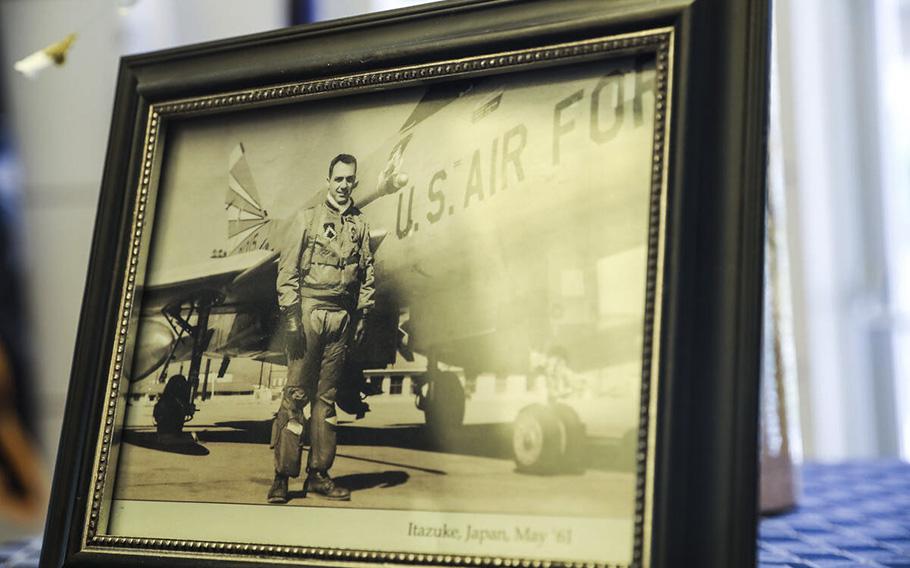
285 470 410 500
205 420 515 458
122 421 634 473
212 421 634 473
122 431 211 456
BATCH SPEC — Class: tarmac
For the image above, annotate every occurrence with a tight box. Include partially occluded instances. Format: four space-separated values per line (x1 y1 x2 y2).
112 390 636 518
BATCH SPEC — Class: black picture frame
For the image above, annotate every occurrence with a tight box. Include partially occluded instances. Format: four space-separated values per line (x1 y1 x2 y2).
40 1 770 567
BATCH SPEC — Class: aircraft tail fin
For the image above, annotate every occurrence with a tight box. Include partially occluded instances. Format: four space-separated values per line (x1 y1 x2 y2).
225 143 272 255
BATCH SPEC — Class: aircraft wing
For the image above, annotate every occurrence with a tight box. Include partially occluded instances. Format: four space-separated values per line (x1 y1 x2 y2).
131 249 282 381
139 249 276 314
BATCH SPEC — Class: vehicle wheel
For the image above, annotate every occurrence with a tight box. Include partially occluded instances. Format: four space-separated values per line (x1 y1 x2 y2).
551 403 587 471
423 371 465 435
513 404 565 474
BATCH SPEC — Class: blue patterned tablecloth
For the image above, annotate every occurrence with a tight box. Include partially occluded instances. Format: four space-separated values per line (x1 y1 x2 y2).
760 461 910 567
4 461 909 567
0 535 40 568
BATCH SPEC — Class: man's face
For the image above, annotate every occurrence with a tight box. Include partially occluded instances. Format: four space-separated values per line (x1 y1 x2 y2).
327 161 358 205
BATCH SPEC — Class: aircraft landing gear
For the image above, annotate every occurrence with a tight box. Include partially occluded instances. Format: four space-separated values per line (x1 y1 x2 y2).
512 403 585 474
154 291 223 436
153 374 196 443
417 369 465 446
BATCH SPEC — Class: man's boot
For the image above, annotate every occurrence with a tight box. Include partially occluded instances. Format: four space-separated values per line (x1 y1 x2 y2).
267 472 289 504
303 470 350 501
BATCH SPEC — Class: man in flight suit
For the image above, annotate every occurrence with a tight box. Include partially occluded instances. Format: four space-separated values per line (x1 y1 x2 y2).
268 153 375 503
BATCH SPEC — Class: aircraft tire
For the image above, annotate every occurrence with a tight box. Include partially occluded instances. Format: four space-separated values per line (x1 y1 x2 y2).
423 371 465 442
512 404 566 474
154 374 191 437
551 403 587 471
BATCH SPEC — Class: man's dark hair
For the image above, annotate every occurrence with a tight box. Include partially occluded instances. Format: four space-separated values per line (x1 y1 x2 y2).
328 153 357 177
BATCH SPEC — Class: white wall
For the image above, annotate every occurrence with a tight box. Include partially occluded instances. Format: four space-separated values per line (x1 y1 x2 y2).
775 0 905 460
874 0 910 458
0 0 287 468
313 0 433 21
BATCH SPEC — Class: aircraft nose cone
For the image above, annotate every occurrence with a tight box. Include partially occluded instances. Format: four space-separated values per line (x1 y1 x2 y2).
131 319 176 381
393 173 409 189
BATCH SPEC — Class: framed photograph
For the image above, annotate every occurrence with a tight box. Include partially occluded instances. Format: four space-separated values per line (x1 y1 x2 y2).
41 1 770 567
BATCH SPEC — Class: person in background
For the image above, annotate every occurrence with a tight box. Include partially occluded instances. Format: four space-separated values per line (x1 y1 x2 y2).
0 177 45 526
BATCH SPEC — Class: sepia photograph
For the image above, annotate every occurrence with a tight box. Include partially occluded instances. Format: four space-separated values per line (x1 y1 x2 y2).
97 45 664 567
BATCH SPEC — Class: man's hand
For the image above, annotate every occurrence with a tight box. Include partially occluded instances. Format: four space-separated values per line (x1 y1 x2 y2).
283 306 306 360
353 317 367 345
